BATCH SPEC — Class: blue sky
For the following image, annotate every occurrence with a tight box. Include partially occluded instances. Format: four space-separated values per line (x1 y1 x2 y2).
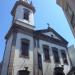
0 0 75 62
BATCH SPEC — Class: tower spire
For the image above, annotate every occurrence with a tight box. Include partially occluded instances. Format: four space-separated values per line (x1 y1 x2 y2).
11 0 35 29
20 0 28 3
20 0 27 1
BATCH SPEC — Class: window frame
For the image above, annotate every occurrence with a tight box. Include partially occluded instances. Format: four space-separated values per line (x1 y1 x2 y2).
61 50 68 65
38 53 42 70
23 8 30 21
20 38 30 58
66 4 73 21
43 45 50 62
52 47 60 64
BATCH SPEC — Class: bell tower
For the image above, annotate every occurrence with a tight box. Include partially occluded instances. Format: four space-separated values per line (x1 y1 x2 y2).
12 0 35 29
1 0 36 75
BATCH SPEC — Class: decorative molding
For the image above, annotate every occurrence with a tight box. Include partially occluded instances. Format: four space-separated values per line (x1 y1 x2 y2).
5 23 68 48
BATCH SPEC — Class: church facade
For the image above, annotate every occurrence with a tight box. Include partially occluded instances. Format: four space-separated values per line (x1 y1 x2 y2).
1 0 71 75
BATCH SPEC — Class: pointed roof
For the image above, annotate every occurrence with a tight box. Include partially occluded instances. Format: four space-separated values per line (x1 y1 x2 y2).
34 27 68 45
5 23 68 47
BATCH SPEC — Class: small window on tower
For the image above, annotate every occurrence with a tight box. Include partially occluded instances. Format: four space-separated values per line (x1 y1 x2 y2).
21 39 30 58
23 9 30 20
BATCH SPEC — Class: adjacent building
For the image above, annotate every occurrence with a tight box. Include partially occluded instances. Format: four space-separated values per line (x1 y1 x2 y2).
68 45 75 67
1 0 72 75
56 0 75 37
67 45 75 75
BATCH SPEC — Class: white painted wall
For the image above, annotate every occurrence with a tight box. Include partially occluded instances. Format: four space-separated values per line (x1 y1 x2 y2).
1 35 13 75
15 19 35 30
39 40 71 75
68 45 75 67
12 33 34 75
14 5 35 26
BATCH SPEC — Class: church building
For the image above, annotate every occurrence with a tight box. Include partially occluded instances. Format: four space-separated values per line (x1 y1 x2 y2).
1 0 71 75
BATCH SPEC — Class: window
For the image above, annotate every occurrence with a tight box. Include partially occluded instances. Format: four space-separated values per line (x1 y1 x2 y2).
23 9 30 20
71 14 75 29
64 1 67 11
43 45 50 61
61 50 68 64
67 5 73 21
52 47 60 63
51 34 53 37
68 6 73 16
21 39 30 58
38 53 42 70
61 0 64 5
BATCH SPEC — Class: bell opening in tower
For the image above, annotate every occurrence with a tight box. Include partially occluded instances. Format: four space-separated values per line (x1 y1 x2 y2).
23 8 30 21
